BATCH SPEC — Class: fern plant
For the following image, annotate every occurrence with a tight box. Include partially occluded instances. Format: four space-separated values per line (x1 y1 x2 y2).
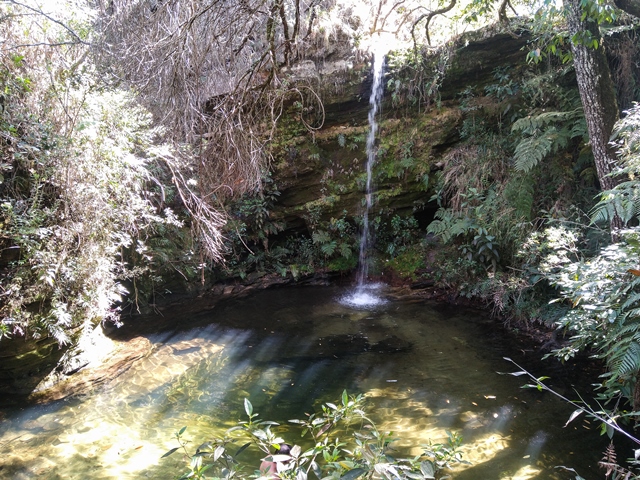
503 173 535 220
427 202 501 272
591 102 640 226
511 109 586 172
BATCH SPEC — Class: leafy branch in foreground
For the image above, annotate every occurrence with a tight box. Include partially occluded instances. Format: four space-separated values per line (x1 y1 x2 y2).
163 391 467 480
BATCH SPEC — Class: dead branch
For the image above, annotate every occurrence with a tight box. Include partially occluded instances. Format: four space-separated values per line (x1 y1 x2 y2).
411 0 457 47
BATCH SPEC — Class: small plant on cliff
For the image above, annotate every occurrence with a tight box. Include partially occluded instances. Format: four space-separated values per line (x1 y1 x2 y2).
164 391 466 480
306 213 359 273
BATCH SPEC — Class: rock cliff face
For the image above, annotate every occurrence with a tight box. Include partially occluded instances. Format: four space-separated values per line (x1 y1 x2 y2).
265 28 532 252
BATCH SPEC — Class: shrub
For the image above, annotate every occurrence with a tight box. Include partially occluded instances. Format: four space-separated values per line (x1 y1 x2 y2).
164 392 466 480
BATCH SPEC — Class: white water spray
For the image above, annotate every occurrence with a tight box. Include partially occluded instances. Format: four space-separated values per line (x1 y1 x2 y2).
341 50 386 308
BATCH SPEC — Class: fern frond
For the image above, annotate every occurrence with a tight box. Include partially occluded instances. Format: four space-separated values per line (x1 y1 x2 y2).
513 136 553 172
312 230 331 244
511 109 582 134
535 110 579 125
320 241 337 256
511 116 536 134
512 108 583 172
591 184 640 225
610 341 640 378
570 116 588 139
621 292 640 311
339 242 352 259
611 323 640 339
625 308 640 320
427 219 448 237
504 175 534 220
546 127 570 151
427 209 475 244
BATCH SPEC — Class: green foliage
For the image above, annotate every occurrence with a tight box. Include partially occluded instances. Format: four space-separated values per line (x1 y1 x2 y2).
592 103 640 226
503 174 534 220
423 60 596 322
219 176 290 278
385 46 450 109
377 214 420 258
384 246 425 281
525 0 616 64
0 64 179 341
526 3 572 64
427 208 475 244
546 228 640 408
456 0 494 24
428 188 504 272
220 190 358 279
484 67 518 102
164 392 466 480
0 5 217 341
311 214 357 265
511 109 586 172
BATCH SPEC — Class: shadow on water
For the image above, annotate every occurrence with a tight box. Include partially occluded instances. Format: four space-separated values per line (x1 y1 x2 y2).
0 285 609 479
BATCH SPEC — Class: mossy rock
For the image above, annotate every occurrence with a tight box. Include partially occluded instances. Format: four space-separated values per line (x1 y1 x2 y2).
0 335 67 397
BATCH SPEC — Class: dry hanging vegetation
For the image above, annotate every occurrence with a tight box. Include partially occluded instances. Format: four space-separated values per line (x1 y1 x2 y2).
93 0 448 194
0 0 434 344
95 0 328 198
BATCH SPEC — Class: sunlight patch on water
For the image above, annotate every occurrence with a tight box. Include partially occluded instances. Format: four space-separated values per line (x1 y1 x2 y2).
509 464 543 479
450 432 544 479
455 433 511 476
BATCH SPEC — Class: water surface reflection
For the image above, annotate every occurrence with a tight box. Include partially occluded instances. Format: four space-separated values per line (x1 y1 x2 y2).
0 286 606 479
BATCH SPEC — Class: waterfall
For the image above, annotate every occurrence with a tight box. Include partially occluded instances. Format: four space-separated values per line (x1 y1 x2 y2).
342 52 386 308
355 51 385 288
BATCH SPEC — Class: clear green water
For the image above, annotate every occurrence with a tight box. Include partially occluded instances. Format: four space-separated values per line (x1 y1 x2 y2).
0 286 608 479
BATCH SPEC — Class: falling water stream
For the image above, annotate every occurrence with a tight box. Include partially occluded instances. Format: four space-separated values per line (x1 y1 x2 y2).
0 287 609 479
356 51 385 289
343 51 386 308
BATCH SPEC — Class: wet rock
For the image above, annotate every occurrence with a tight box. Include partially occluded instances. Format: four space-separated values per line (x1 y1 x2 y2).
171 345 201 356
0 335 67 402
27 336 152 404
439 28 532 100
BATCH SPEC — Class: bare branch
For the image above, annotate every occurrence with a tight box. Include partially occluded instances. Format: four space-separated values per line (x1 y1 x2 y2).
411 0 456 47
498 0 517 23
93 0 331 257
2 41 84 49
2 0 93 46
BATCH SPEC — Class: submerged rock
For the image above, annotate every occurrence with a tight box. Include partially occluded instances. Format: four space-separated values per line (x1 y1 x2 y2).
371 335 412 353
27 336 153 404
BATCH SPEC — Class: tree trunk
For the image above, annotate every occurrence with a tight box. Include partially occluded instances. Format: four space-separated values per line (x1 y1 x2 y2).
564 0 624 233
